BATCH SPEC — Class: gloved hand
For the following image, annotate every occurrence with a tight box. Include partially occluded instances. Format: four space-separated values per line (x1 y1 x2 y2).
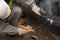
4 25 31 35
18 28 31 35
31 3 46 16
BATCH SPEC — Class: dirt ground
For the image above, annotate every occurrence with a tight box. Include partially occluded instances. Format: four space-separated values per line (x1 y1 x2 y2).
0 18 60 40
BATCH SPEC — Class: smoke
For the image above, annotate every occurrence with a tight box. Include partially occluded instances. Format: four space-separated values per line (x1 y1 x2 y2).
39 0 60 19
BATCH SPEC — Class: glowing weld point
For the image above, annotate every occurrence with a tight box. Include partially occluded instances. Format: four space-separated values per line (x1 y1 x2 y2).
47 18 53 24
50 19 53 24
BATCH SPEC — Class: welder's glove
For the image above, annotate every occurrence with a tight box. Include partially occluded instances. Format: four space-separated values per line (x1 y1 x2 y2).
18 28 30 35
31 3 46 16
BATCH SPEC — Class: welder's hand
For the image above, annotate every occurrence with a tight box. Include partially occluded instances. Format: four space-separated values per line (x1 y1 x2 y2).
18 28 31 35
32 5 41 16
32 3 46 16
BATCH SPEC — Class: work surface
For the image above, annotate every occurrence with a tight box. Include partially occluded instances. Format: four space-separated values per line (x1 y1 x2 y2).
0 18 60 40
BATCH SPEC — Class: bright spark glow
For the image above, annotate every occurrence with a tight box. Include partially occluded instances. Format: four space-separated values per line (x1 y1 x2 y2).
47 18 53 24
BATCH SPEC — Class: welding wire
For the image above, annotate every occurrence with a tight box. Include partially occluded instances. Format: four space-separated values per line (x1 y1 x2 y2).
35 21 48 30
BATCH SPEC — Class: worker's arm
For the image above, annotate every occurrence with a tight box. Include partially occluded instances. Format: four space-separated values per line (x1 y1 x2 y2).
15 0 46 16
0 20 31 35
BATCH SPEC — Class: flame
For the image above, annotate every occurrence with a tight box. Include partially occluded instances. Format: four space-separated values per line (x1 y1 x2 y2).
18 25 35 32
